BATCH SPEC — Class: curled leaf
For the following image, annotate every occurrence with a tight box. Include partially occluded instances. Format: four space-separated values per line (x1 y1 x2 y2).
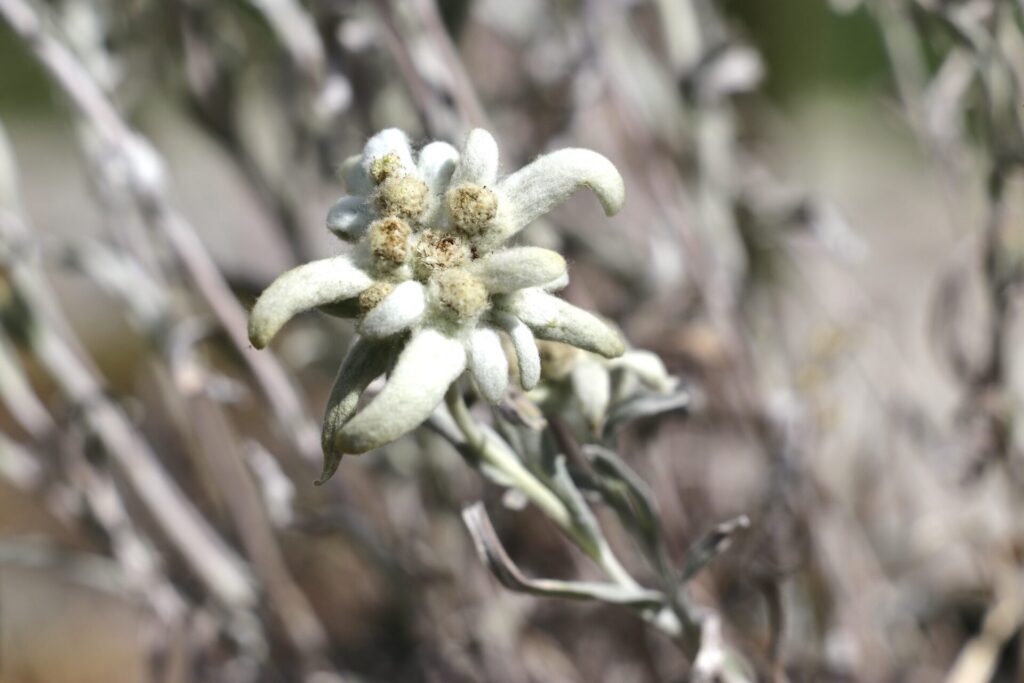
496 148 625 239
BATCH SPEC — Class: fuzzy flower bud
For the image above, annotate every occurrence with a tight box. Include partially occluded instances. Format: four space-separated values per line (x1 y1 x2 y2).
434 268 488 319
412 230 471 279
448 183 498 236
369 153 404 184
375 175 429 221
368 217 411 265
358 281 394 313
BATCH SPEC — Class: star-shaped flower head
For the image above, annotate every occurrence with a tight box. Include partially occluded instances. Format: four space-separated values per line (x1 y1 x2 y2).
248 128 627 482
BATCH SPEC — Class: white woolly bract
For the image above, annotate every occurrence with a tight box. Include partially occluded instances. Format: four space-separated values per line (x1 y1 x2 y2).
500 288 625 359
466 326 509 403
319 338 394 482
249 256 372 348
450 128 499 187
358 280 427 338
493 311 541 390
417 141 460 195
571 360 611 431
610 350 677 392
495 148 625 239
472 247 567 294
361 128 415 177
541 271 570 292
326 196 370 241
336 329 466 454
340 154 372 195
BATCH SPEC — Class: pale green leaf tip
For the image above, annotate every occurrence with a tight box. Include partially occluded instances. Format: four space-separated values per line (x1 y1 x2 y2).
248 319 270 350
315 453 342 485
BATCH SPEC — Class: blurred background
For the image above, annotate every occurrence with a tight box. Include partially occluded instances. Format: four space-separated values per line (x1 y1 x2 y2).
0 0 1021 681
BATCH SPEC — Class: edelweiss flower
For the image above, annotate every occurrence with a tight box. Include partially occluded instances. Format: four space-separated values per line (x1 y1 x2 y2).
248 128 627 481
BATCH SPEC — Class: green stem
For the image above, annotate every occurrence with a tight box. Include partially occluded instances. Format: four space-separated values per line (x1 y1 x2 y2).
445 384 569 528
444 385 639 589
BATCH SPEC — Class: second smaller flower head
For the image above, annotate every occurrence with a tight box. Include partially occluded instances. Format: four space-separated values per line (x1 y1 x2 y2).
248 128 627 482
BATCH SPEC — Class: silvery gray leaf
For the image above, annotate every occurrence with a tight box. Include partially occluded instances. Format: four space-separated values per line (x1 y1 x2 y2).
462 502 665 608
602 386 691 438
550 455 603 557
582 445 663 562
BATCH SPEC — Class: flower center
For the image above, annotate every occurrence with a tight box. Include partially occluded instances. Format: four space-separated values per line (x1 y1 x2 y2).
433 268 487 319
369 153 404 184
358 282 394 313
447 183 497 236
375 175 429 221
367 217 411 265
412 229 471 280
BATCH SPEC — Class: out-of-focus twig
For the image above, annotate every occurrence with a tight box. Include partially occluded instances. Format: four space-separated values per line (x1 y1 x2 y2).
0 125 257 610
944 571 1024 683
0 0 324 467
406 0 488 128
169 321 330 667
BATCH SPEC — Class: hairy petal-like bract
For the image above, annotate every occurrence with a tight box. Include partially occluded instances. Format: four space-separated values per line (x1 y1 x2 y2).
335 329 466 454
340 155 372 195
319 338 396 483
472 247 567 294
361 128 415 178
467 326 509 403
571 359 611 431
541 271 570 292
450 128 499 187
493 311 541 390
249 256 371 348
500 288 625 359
326 196 371 241
358 280 426 338
418 141 460 195
496 148 625 238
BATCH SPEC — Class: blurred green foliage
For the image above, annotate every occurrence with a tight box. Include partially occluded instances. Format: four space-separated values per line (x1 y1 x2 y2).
726 0 890 100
